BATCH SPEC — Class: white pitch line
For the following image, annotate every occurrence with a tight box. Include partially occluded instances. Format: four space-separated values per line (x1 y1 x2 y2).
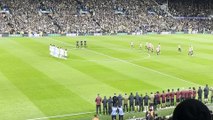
49 38 199 86
27 111 95 120
85 53 150 62
85 49 200 86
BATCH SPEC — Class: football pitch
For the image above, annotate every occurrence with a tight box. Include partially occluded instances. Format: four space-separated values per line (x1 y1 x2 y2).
0 34 212 120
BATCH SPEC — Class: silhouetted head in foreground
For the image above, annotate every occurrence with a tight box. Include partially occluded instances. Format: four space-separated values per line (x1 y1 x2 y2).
173 99 211 120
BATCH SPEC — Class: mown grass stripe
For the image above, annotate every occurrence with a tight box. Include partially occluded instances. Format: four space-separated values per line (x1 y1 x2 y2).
0 41 94 117
0 71 46 120
51 37 199 88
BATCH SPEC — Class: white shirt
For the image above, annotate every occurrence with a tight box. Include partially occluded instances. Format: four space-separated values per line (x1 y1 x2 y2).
49 45 52 51
156 47 160 52
178 45 181 48
53 46 57 55
118 107 124 115
56 47 59 55
111 107 117 116
158 44 161 49
60 48 64 55
139 43 142 48
64 50 68 57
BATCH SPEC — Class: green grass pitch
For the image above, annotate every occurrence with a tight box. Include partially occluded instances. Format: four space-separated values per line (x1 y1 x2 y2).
0 34 212 120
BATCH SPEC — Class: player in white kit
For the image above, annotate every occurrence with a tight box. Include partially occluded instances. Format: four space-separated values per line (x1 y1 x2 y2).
130 41 134 48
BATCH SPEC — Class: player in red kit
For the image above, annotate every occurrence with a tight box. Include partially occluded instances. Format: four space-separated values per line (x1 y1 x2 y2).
170 89 175 106
175 88 181 105
180 90 185 102
161 91 166 108
184 89 189 99
188 87 193 99
156 91 161 109
192 87 196 99
166 89 171 107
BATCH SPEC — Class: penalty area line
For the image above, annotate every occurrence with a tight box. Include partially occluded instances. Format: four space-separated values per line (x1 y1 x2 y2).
27 111 95 120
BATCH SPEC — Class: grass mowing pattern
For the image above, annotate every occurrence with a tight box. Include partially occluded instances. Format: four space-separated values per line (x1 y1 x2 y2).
0 34 212 120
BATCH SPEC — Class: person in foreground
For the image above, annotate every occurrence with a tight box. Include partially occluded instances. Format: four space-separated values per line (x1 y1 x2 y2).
172 99 211 120
92 114 99 120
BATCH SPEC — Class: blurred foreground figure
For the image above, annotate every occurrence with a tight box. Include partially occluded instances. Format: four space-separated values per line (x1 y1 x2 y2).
173 99 211 120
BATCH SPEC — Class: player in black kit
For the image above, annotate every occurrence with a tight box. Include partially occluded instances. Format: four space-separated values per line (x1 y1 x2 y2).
76 41 79 48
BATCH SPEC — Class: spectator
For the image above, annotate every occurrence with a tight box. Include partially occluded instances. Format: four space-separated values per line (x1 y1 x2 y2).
173 99 211 120
146 107 155 120
92 114 99 120
0 0 211 34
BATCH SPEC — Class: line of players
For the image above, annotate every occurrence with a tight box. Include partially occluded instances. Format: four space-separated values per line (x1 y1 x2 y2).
130 42 161 55
76 40 87 48
49 44 68 59
130 42 194 56
95 85 213 116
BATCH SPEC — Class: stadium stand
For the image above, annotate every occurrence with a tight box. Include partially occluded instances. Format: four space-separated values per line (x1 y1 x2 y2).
167 0 212 17
0 0 212 34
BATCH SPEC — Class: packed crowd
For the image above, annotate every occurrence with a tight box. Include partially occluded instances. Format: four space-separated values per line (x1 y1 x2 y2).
168 0 212 17
0 0 212 34
95 85 213 120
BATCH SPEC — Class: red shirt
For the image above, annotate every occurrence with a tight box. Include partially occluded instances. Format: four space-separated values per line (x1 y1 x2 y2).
95 96 102 105
161 93 166 102
188 90 193 98
175 91 181 100
185 90 189 99
166 92 170 100
170 92 175 99
156 93 160 101
180 90 185 98
193 90 196 98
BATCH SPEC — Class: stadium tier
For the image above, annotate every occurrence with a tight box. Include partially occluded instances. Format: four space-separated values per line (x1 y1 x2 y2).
0 0 212 34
